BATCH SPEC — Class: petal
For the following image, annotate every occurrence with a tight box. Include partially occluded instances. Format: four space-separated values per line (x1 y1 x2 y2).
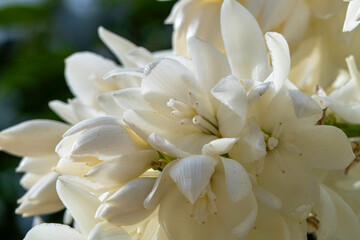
293 125 355 170
88 222 131 240
244 203 300 240
63 116 120 137
0 120 68 157
343 0 360 32
71 125 137 159
314 186 338 240
253 186 282 210
125 47 155 67
169 155 218 204
16 172 63 217
327 186 360 240
147 133 190 159
211 75 248 137
264 32 290 91
256 150 320 213
202 138 238 156
49 100 79 125
65 52 116 107
281 0 310 44
221 0 268 82
56 176 101 235
97 92 125 120
16 155 59 175
142 58 198 114
259 0 296 32
188 37 231 93
24 224 85 240
144 161 177 210
85 150 158 186
98 178 156 226
229 119 266 163
220 157 252 202
112 88 151 112
98 27 136 67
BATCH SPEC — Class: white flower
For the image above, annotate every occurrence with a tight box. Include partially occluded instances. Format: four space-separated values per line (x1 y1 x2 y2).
317 56 360 124
167 0 360 92
238 85 355 213
54 116 158 191
24 175 131 240
0 120 68 216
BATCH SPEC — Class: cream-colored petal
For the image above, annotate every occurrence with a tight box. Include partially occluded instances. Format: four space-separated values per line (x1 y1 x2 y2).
169 155 218 204
112 88 151 111
24 224 85 240
293 125 354 170
97 92 125 120
264 32 290 91
343 0 360 31
71 125 137 159
0 120 68 157
221 0 268 82
49 100 79 124
259 0 296 32
142 58 199 114
16 155 58 175
256 150 320 213
85 150 158 186
188 37 231 93
220 157 252 202
281 0 310 44
211 76 248 137
123 109 195 143
147 133 190 158
244 203 302 240
56 176 101 235
63 116 120 137
88 222 131 240
16 172 63 217
202 138 238 156
229 119 266 163
98 27 136 67
125 47 155 67
253 186 282 210
326 186 360 240
144 161 177 211
65 52 116 107
314 186 338 240
98 178 156 226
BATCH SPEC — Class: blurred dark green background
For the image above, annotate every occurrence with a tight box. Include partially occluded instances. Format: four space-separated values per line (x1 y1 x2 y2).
0 0 172 238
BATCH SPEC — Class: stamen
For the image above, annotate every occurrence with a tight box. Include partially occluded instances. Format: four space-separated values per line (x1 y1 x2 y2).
271 122 283 139
193 115 220 137
281 142 302 156
167 99 196 116
193 101 218 126
273 151 286 173
180 119 193 125
171 110 187 119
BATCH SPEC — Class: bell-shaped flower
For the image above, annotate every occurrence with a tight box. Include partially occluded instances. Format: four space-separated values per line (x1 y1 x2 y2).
24 175 131 240
316 56 360 124
167 0 360 92
54 116 159 191
0 120 68 216
237 84 355 214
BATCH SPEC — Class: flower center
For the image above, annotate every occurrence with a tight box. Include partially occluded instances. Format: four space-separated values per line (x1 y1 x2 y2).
167 92 220 137
188 184 218 224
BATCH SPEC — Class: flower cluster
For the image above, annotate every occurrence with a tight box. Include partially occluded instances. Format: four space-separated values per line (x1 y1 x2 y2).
1 0 360 239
